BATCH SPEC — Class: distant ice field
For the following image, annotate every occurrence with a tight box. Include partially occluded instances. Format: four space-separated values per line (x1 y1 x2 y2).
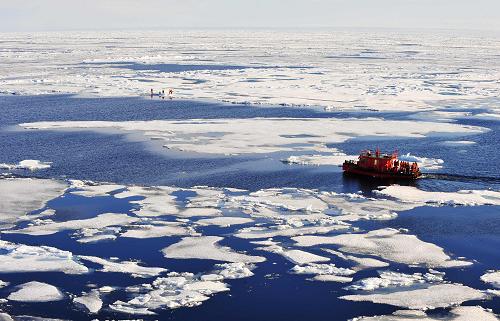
0 30 499 117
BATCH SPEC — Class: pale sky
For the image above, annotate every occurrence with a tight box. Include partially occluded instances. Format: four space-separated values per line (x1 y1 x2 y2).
1 0 500 32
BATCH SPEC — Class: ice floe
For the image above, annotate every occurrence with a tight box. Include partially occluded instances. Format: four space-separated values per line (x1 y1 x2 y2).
282 153 357 167
195 216 253 227
120 222 196 239
292 228 471 268
0 312 13 321
109 272 230 314
20 118 487 155
350 306 498 321
4 213 140 236
0 240 88 274
376 185 500 206
0 280 8 288
291 263 355 283
0 160 51 171
481 270 500 289
70 180 125 197
114 185 180 217
256 241 330 265
398 153 444 170
344 271 444 291
79 256 166 278
235 224 349 239
7 282 64 302
321 249 389 271
73 290 102 314
440 140 476 146
0 178 67 228
212 262 255 279
341 283 486 310
162 236 265 263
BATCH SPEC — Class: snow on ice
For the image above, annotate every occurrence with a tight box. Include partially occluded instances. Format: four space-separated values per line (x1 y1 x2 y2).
20 118 486 155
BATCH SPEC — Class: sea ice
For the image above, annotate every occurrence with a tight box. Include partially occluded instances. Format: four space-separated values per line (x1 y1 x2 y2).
230 188 329 212
398 153 444 170
292 228 471 268
0 160 51 171
212 262 255 279
0 240 88 274
114 185 180 217
481 270 500 289
440 140 476 146
350 306 498 321
282 153 357 167
20 118 486 155
376 185 500 206
195 217 253 227
256 242 330 265
317 192 418 221
0 178 67 228
4 213 140 236
235 224 348 239
73 290 102 314
291 263 355 278
7 281 64 302
121 222 195 239
341 283 486 310
0 280 8 288
344 271 444 291
109 272 230 314
162 236 265 263
70 181 125 197
321 249 389 271
79 256 167 278
0 312 13 321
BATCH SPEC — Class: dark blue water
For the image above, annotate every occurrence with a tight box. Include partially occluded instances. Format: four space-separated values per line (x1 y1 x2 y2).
0 95 498 320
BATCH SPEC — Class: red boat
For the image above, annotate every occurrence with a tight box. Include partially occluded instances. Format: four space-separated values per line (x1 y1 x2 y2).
343 148 421 179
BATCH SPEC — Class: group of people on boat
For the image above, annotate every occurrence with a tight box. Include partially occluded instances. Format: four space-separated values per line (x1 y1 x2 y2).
150 88 173 99
392 160 418 174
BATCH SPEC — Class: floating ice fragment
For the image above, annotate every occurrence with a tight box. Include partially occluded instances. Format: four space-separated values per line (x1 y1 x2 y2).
376 185 500 206
282 153 357 167
257 242 330 265
0 160 51 171
70 181 125 197
321 249 389 271
0 178 67 228
8 281 64 302
398 153 444 170
79 256 167 278
291 263 355 278
109 272 230 314
213 262 255 279
4 213 140 236
340 283 485 310
162 236 265 263
481 270 500 289
196 217 253 227
73 290 102 314
121 222 195 239
344 271 444 291
20 118 486 155
293 228 471 268
0 240 88 274
350 306 498 321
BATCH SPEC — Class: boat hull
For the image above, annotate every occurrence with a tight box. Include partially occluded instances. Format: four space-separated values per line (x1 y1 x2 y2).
343 164 421 179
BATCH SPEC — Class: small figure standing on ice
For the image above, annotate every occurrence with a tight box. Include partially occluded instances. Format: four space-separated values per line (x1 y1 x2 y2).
150 88 153 98
168 88 173 97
